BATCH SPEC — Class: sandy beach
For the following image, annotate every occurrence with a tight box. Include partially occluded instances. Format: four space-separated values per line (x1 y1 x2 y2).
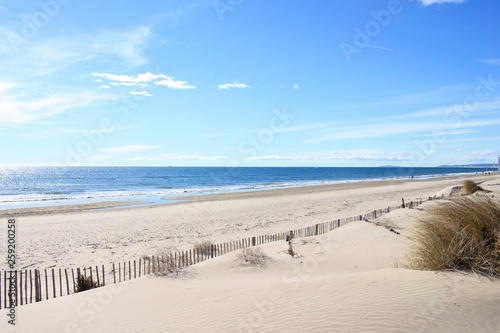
1 174 500 332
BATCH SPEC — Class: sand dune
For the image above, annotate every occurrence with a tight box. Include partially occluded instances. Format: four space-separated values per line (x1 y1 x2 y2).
1 174 500 332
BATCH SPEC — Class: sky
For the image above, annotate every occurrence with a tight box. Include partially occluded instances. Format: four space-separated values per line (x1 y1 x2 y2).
0 0 499 167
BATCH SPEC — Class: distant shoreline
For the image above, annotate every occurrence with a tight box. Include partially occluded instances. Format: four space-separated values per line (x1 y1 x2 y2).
1 171 495 218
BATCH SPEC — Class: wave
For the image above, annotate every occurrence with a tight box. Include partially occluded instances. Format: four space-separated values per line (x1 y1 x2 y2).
0 170 479 207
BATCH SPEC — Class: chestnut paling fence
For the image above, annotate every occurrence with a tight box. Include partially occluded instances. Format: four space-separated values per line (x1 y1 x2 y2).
0 194 448 309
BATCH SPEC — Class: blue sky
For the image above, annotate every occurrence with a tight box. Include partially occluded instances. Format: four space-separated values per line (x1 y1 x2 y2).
0 0 499 167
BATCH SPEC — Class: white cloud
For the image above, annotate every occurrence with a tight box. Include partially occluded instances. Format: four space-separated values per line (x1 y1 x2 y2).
293 84 300 89
129 91 152 97
417 0 466 5
92 72 195 90
0 81 17 93
98 85 111 89
419 130 477 136
0 90 109 123
217 82 249 89
101 145 165 153
155 78 195 89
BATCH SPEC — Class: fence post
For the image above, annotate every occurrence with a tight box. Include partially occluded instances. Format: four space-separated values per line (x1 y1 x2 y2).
65 269 69 295
71 269 75 294
29 270 33 303
59 269 62 297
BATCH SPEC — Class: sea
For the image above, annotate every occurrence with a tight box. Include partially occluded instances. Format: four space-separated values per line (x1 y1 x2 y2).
0 166 494 210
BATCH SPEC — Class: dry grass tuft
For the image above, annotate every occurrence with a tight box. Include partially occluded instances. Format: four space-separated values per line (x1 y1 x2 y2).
149 249 179 275
410 196 500 276
194 240 214 256
462 180 484 195
236 247 268 266
74 275 101 292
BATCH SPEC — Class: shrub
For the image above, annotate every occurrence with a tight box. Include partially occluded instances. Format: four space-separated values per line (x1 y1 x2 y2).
462 180 484 195
236 247 268 266
74 275 100 293
410 196 500 276
194 240 214 256
149 249 178 275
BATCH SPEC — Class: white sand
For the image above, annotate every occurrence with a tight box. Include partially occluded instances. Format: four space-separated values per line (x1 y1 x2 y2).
1 174 500 332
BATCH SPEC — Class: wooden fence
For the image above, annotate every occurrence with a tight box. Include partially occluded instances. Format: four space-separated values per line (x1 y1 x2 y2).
0 194 446 309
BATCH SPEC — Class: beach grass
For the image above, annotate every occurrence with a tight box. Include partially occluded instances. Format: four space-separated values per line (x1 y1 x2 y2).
236 247 268 266
74 275 101 292
462 179 484 195
194 240 214 256
410 196 500 276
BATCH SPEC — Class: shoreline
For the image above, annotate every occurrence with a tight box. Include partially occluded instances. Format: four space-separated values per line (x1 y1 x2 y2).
1 173 499 271
0 167 496 214
1 172 495 218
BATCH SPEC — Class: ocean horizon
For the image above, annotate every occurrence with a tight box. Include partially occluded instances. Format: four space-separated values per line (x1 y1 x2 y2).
0 166 494 210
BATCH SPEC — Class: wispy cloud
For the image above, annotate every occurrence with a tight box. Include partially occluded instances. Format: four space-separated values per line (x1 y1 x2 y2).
0 84 110 123
130 91 153 97
417 0 466 5
417 136 500 144
0 26 152 76
293 84 300 90
478 59 500 66
305 119 500 143
419 130 477 136
92 72 195 90
245 151 416 162
101 145 166 153
217 82 249 89
131 155 229 161
469 150 500 157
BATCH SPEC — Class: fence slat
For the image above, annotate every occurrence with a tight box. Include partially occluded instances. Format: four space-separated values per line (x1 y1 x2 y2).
65 269 69 295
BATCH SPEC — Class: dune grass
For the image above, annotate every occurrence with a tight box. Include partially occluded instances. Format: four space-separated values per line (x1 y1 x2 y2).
149 249 178 275
462 180 484 195
74 275 101 292
194 240 214 256
410 196 500 276
236 247 268 266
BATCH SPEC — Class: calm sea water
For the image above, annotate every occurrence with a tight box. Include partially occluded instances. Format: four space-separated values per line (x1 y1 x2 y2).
0 166 493 209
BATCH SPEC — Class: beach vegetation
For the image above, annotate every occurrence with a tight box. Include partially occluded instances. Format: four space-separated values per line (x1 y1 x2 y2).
150 249 178 275
462 180 484 195
236 247 268 266
74 275 101 293
194 240 214 256
410 196 500 276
